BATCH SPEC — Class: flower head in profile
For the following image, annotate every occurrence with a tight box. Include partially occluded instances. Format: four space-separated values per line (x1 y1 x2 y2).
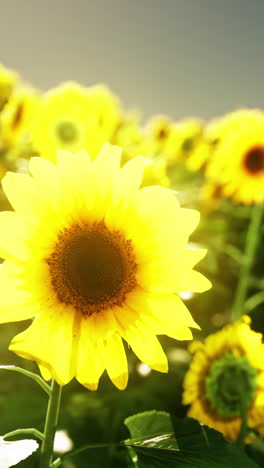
183 316 264 441
0 143 210 390
31 82 121 160
204 109 264 204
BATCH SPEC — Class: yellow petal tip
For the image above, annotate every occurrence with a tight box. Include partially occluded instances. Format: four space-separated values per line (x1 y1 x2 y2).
112 372 128 390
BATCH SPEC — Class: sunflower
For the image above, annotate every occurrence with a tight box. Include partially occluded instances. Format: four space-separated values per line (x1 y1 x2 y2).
186 109 263 175
163 118 203 165
142 155 170 188
0 87 40 147
113 116 170 187
206 109 264 145
205 113 264 204
112 112 147 163
0 143 210 390
185 141 212 172
183 316 264 441
145 115 172 156
31 82 121 160
84 84 121 157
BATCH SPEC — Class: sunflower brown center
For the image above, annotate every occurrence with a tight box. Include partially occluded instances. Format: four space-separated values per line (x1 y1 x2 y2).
244 145 264 175
56 120 79 143
46 221 137 316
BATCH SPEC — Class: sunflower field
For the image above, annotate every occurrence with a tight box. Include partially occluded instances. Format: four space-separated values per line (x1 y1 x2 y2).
0 58 264 468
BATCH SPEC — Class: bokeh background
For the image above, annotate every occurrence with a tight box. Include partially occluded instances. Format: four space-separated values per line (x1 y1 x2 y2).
1 1 264 466
2 0 264 119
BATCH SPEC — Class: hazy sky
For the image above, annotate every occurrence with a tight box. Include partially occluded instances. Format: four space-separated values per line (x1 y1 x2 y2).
1 0 263 121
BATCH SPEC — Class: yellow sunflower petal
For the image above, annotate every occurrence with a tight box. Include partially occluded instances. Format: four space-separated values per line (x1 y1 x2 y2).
38 363 52 381
166 327 193 340
29 157 58 187
2 173 40 216
56 149 78 166
138 253 211 294
0 262 36 322
121 156 145 191
126 190 199 254
177 208 200 237
76 334 105 391
126 290 199 332
10 307 79 385
137 186 180 217
103 333 128 390
93 142 122 172
0 212 31 260
174 248 207 269
176 270 212 293
82 309 119 344
124 326 168 372
149 292 199 329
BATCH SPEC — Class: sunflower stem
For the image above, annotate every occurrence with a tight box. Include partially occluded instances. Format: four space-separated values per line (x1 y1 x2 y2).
39 379 62 468
231 203 263 322
236 391 248 448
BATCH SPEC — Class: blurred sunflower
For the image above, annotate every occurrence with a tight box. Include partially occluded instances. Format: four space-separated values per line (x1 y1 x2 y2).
185 140 211 172
145 115 172 156
0 87 39 147
31 82 121 160
112 112 147 163
84 84 121 157
164 118 203 165
142 155 170 188
206 108 264 145
0 64 17 111
189 109 264 178
113 115 170 187
205 112 264 204
0 143 210 390
183 316 264 441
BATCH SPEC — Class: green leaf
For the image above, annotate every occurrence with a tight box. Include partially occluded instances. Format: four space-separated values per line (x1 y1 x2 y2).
125 410 178 465
125 411 178 448
125 411 260 468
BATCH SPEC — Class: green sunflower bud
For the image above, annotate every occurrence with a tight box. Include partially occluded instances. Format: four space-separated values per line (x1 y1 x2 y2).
206 353 257 418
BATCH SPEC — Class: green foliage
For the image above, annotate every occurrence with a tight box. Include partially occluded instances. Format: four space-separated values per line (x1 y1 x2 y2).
125 411 260 467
